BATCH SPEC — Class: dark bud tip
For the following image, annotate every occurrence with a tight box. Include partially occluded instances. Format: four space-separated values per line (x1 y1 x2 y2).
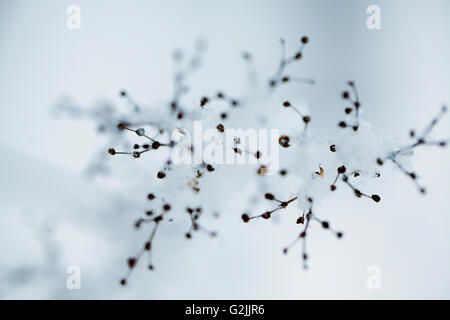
108 148 116 155
303 116 311 123
283 101 291 107
265 193 275 200
206 164 215 172
330 144 336 152
330 185 336 191
127 258 136 268
120 279 127 286
152 141 161 149
337 232 343 239
157 171 166 179
337 165 347 174
262 212 271 219
371 194 381 203
322 221 329 229
345 107 353 114
342 91 350 99
338 121 347 128
301 36 309 44
147 193 155 200
216 124 225 132
117 122 127 130
376 158 384 166
241 214 250 223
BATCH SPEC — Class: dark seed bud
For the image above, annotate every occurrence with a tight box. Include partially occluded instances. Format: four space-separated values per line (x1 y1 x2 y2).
337 165 346 174
301 36 309 44
262 212 271 219
342 91 350 99
376 158 384 166
152 141 161 149
330 185 336 191
108 148 116 155
329 144 336 152
321 221 329 229
303 116 311 123
216 124 225 132
147 193 155 200
336 232 343 239
241 214 250 223
136 128 145 136
338 121 347 128
127 258 136 268
345 107 353 114
283 101 291 107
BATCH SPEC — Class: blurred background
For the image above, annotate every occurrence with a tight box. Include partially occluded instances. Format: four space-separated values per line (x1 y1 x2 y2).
0 0 449 299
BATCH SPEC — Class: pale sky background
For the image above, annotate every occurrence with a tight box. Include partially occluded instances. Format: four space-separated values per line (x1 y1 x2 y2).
0 0 449 299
